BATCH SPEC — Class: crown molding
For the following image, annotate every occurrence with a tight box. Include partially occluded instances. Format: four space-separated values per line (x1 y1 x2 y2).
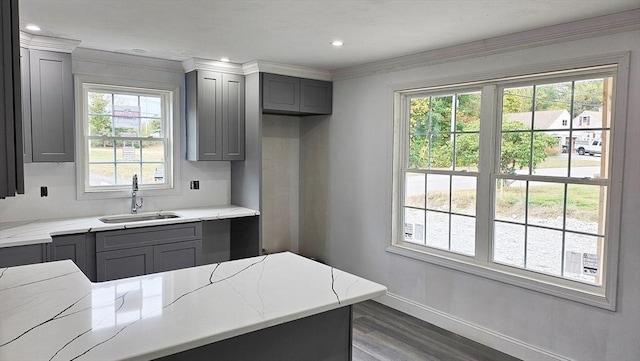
242 60 331 81
20 31 81 53
182 57 245 75
331 9 640 80
72 48 185 75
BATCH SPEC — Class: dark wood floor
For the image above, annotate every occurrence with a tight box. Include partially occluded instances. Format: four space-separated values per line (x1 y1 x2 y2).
352 301 520 361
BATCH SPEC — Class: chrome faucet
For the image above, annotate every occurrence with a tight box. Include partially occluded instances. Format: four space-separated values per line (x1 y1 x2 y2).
131 174 143 214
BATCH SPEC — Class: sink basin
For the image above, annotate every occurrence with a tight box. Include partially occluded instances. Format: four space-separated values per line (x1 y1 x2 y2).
99 212 180 224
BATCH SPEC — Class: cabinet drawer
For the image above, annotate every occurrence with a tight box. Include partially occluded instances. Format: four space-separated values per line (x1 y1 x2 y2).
96 222 202 252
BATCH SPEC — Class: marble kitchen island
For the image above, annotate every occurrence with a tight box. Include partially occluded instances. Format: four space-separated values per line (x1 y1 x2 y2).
0 252 386 360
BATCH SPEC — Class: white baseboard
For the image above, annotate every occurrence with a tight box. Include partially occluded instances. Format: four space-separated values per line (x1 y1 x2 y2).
374 292 572 361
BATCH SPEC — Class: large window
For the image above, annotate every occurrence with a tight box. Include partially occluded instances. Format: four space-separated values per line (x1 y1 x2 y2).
77 83 174 195
391 58 629 309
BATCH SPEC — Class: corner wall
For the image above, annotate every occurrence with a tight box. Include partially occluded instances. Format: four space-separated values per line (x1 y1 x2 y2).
301 30 640 360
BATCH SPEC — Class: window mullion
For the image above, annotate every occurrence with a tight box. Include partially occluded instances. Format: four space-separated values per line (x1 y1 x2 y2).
475 84 498 263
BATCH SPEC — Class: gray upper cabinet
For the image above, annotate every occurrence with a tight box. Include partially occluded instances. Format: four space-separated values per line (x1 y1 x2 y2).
28 49 74 162
186 70 245 161
0 0 25 198
261 73 332 115
300 78 332 115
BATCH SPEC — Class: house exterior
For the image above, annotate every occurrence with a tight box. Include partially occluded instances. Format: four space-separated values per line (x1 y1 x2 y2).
504 109 571 149
504 109 605 152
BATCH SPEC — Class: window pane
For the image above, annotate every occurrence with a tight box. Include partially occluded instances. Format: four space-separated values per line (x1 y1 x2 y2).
89 164 115 186
451 175 476 216
426 174 449 212
116 140 141 162
116 164 142 185
140 96 162 118
500 131 531 175
503 86 534 128
88 92 113 115
564 232 601 285
89 140 114 163
141 141 165 162
495 179 526 223
526 226 562 276
566 184 606 236
572 78 606 119
141 118 163 138
570 130 609 179
405 172 425 208
450 215 475 256
141 164 165 185
533 82 572 127
404 208 425 244
425 211 449 250
454 132 479 171
532 131 566 176
409 98 430 169
456 92 481 124
494 221 525 267
527 182 565 229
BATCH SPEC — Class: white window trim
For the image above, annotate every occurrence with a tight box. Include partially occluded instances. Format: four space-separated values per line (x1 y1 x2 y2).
389 52 630 310
74 74 182 200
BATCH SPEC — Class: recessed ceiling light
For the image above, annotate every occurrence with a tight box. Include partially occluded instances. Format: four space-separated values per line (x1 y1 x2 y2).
25 24 41 31
220 57 230 62
331 40 344 47
131 49 146 54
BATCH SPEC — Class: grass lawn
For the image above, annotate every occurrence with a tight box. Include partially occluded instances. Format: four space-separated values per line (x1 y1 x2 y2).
410 184 603 223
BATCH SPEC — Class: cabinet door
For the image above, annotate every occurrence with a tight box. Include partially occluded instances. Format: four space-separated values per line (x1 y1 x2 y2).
29 50 74 162
20 47 32 163
262 73 300 113
153 240 202 273
96 246 153 282
0 244 46 267
187 70 223 161
49 234 87 275
300 78 332 115
222 74 245 161
0 0 25 198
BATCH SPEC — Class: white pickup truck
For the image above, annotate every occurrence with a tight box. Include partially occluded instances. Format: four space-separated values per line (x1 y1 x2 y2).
575 139 601 156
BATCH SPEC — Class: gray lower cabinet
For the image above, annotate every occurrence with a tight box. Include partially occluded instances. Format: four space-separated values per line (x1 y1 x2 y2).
97 246 154 282
0 244 46 268
153 240 202 273
186 70 245 161
49 233 95 280
27 49 74 162
95 222 203 282
261 73 332 115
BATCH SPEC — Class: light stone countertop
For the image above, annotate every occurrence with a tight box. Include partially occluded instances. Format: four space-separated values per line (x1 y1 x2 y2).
0 252 387 361
0 205 259 248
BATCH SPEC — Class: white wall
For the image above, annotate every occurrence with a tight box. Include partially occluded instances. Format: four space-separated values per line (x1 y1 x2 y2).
262 114 300 253
301 30 640 360
0 49 231 222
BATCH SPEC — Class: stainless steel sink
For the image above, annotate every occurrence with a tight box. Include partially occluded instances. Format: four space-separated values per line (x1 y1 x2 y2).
99 212 180 224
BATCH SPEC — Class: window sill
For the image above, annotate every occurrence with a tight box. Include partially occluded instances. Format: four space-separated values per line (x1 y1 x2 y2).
386 243 615 310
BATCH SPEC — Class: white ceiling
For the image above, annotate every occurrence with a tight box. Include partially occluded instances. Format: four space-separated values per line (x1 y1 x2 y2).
18 0 640 71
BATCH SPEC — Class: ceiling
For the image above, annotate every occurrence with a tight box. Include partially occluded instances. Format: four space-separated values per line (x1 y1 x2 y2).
18 0 640 71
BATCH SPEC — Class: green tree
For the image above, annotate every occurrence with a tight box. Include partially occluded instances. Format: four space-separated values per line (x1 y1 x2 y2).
499 120 557 176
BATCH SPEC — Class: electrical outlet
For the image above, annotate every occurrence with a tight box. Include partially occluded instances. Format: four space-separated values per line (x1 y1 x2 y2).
40 186 48 197
190 180 200 190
